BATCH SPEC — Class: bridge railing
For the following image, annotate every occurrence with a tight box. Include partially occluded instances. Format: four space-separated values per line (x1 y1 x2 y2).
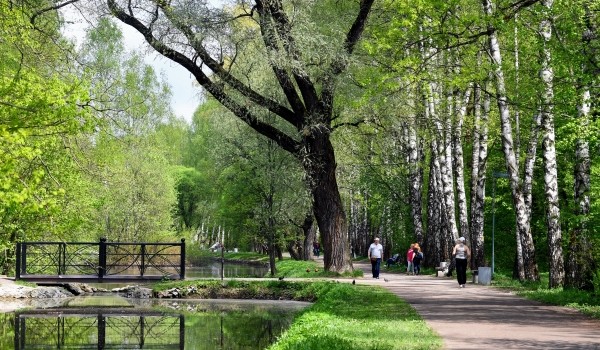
15 238 185 282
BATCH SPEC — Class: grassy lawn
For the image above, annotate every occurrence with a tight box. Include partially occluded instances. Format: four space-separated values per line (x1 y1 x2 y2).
275 259 363 278
268 282 441 350
492 271 600 319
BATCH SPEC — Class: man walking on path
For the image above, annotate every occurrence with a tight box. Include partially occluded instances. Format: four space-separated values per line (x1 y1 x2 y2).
367 237 383 279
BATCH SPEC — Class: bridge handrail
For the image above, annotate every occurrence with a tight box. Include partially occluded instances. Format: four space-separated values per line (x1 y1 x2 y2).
15 238 185 282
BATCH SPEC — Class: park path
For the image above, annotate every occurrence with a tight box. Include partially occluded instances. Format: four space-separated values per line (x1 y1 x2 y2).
348 260 600 350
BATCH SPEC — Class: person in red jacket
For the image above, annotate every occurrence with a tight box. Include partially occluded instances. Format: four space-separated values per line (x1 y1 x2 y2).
406 243 415 275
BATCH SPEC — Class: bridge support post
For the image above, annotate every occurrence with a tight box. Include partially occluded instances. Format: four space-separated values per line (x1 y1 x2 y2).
15 243 21 280
180 238 186 280
99 238 107 280
141 244 145 277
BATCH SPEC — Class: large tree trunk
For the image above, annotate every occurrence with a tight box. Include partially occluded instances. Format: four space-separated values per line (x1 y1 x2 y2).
482 0 539 281
539 0 564 288
515 110 542 280
301 214 316 261
425 142 446 267
453 87 472 242
470 81 490 269
303 130 353 273
407 107 424 244
427 82 459 244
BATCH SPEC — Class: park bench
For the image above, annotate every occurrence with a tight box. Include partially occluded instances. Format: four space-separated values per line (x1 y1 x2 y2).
435 261 450 277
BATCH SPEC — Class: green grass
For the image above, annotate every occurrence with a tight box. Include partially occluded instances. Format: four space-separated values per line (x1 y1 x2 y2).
492 272 600 319
269 283 441 350
275 260 362 278
153 280 441 350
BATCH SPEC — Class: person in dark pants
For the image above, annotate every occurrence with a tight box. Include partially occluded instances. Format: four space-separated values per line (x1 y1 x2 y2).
313 241 320 257
452 237 471 288
368 237 383 279
412 245 423 275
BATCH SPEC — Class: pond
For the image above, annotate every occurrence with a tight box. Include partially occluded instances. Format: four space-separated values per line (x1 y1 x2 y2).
0 296 309 349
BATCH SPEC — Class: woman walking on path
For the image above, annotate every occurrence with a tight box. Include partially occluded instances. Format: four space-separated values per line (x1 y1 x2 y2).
368 237 383 279
452 237 470 288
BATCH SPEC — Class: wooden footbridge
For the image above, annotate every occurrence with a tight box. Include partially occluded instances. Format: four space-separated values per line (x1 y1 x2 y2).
15 238 185 283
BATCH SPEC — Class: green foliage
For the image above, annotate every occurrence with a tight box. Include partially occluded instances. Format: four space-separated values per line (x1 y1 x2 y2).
0 2 92 268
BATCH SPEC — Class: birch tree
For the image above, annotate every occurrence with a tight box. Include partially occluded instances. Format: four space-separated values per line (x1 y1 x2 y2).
470 79 490 269
538 0 564 288
481 0 539 281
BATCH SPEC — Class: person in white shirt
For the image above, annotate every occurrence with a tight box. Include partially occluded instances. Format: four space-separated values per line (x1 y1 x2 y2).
368 237 384 279
452 237 471 288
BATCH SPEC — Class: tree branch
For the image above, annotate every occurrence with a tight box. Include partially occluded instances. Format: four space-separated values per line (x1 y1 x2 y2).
255 1 308 118
502 0 542 20
321 0 375 116
107 0 301 155
261 0 320 111
30 0 81 24
148 1 302 129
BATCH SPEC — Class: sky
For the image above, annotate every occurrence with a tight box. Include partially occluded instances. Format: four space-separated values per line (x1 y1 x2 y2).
61 8 201 123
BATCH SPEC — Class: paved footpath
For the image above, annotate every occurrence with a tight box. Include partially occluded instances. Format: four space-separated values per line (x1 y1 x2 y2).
352 262 600 350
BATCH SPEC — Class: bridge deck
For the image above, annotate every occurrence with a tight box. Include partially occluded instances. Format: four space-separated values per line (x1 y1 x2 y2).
19 274 180 283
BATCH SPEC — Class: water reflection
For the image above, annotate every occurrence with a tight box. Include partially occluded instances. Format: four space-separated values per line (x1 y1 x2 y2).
185 262 269 279
0 299 307 350
14 311 183 349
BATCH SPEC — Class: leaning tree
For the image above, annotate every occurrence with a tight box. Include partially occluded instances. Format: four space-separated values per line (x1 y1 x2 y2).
83 0 377 272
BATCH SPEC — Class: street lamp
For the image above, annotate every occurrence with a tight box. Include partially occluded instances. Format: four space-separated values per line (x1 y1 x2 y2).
491 171 509 276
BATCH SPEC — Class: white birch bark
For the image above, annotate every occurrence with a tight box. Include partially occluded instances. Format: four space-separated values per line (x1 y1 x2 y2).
470 82 490 269
539 0 564 288
482 0 539 281
427 82 459 242
427 139 447 264
453 86 472 242
407 87 424 244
